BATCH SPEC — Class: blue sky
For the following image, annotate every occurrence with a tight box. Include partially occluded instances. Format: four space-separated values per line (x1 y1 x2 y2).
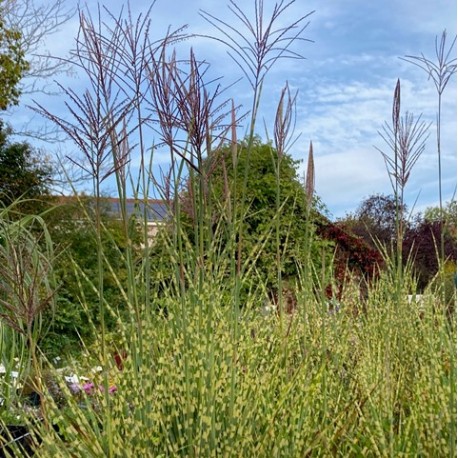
8 0 457 218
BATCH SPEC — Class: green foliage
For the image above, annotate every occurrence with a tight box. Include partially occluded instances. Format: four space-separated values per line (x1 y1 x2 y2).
0 121 53 211
424 199 457 239
424 199 457 221
22 271 457 457
39 197 140 357
0 208 58 430
0 3 454 456
0 13 29 110
341 195 457 294
180 138 332 291
0 211 57 339
429 260 457 313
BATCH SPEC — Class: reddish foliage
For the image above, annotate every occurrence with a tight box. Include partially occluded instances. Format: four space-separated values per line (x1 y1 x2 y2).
316 220 384 300
113 350 127 371
403 220 457 289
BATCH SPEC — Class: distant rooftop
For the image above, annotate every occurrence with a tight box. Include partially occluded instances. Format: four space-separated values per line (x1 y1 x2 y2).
106 198 169 222
57 196 169 223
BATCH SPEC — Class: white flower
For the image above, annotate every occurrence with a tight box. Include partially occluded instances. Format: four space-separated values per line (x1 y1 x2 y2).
64 374 80 384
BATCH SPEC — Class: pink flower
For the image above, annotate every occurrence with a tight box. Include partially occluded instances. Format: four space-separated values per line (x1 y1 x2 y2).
75 381 117 396
83 382 95 394
108 385 117 394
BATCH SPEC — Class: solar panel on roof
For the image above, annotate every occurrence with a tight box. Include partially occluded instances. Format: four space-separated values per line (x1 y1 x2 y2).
106 199 169 222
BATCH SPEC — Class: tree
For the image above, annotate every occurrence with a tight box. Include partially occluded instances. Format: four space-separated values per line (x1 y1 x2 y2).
424 199 457 240
154 140 384 306
174 138 333 298
0 121 53 208
2 0 74 97
404 201 457 291
2 0 74 140
0 10 29 109
316 220 384 301
339 193 407 253
39 196 142 357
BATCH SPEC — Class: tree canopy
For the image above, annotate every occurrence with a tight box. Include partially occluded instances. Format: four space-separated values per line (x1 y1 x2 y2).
340 193 457 292
404 200 457 291
0 12 29 109
174 138 333 296
0 121 52 208
339 193 407 252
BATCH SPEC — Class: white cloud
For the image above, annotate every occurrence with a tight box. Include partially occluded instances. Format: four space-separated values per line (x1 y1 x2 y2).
289 69 456 217
313 148 388 212
3 0 455 217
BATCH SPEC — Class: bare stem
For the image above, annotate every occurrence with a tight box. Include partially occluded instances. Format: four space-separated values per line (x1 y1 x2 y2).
401 30 457 268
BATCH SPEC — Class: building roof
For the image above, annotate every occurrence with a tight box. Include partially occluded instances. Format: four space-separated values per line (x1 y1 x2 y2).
105 198 169 222
57 196 170 223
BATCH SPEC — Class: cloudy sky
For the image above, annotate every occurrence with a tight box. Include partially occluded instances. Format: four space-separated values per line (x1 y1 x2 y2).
9 0 457 218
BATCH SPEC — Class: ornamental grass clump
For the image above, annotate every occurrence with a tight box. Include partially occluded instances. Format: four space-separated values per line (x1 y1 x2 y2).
401 31 457 302
21 262 455 457
375 79 430 280
0 1 455 457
